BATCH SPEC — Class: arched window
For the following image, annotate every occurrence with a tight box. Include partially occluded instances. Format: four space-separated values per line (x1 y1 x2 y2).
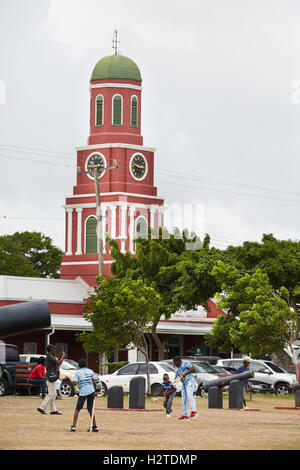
85 217 97 254
135 216 148 239
95 95 103 126
112 94 123 126
131 96 138 127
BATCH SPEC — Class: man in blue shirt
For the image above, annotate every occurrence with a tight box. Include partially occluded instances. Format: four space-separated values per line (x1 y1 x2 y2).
69 359 98 432
173 356 197 420
161 373 177 418
237 356 251 409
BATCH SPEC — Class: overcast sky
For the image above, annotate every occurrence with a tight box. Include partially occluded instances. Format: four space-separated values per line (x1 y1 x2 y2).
1 0 300 251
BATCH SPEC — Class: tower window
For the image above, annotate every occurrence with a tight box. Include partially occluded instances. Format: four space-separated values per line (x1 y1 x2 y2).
112 94 123 126
131 96 138 127
85 216 97 254
95 95 103 126
135 216 148 239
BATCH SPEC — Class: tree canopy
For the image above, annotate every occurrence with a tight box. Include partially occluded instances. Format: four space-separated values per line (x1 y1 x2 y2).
205 261 297 357
0 231 63 278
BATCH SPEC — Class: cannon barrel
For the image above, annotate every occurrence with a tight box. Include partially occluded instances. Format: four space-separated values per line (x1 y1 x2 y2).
0 301 51 337
203 370 254 392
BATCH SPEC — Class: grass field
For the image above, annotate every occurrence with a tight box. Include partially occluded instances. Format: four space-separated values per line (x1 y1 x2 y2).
1 393 300 450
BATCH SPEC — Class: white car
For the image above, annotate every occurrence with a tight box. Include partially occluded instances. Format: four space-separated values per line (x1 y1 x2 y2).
99 361 186 397
216 358 297 394
19 354 102 397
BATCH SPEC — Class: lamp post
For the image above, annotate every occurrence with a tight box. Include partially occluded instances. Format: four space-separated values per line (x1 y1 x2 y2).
78 159 118 276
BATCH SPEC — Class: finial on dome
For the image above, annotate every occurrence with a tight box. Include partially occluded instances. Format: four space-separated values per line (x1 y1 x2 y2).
112 29 119 55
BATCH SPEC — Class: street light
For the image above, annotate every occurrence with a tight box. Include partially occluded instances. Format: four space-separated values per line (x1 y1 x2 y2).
77 159 118 275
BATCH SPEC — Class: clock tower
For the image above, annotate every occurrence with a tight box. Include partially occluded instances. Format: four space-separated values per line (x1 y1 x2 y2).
60 51 164 285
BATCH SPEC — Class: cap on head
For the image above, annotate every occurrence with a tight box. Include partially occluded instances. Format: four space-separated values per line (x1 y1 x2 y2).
242 356 251 363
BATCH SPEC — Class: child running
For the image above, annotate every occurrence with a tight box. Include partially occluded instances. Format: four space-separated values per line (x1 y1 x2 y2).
69 359 99 432
161 373 177 418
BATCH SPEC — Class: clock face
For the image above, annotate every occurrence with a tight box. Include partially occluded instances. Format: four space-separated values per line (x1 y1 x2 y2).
86 153 105 178
130 154 147 180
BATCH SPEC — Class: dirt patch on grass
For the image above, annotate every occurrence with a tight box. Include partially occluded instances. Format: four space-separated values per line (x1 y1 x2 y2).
0 394 300 450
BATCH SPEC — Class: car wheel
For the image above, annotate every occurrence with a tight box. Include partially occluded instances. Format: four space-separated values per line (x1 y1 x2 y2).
275 383 290 395
59 380 75 398
151 383 162 397
98 382 107 397
0 378 11 396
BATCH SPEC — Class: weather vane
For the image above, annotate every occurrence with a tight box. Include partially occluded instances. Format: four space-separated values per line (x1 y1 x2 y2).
112 29 120 55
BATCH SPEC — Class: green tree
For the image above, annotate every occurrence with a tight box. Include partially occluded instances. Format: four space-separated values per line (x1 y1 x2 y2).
224 234 300 336
109 228 204 360
0 231 63 278
205 261 297 358
77 275 162 394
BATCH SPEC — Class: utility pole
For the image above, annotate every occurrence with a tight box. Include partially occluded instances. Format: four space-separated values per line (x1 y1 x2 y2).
78 159 118 276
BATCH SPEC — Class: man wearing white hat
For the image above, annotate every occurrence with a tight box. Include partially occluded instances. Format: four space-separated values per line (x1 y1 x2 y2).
237 356 251 409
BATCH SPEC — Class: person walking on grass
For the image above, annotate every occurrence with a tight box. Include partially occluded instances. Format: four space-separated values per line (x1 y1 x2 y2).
69 359 99 432
237 356 251 409
173 356 197 420
37 344 65 415
161 373 177 418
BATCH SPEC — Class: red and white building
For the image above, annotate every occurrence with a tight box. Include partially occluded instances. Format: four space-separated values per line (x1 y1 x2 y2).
0 51 224 369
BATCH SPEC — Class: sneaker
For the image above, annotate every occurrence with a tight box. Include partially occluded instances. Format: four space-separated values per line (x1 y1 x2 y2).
166 414 171 418
70 426 76 432
190 411 198 419
37 408 46 415
87 426 99 432
178 415 189 420
50 411 62 415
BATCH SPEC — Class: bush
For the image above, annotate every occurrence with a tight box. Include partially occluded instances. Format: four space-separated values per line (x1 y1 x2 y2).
107 361 129 374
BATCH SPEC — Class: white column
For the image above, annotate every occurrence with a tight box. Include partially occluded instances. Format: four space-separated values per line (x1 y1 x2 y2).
75 208 83 255
110 205 117 240
150 206 156 229
129 206 136 253
66 208 73 255
120 202 127 253
158 206 164 228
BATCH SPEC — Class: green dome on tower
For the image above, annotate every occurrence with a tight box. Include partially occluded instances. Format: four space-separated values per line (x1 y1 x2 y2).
91 54 142 82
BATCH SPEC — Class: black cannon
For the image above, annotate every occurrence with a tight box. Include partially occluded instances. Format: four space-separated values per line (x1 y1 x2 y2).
203 370 254 392
203 370 254 409
0 301 51 338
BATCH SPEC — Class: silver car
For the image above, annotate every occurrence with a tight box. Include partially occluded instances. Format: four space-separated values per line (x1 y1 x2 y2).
217 358 297 394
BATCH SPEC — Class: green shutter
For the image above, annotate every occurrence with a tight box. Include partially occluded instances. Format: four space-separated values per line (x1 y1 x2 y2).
96 95 103 126
113 95 122 125
131 96 138 127
86 217 97 254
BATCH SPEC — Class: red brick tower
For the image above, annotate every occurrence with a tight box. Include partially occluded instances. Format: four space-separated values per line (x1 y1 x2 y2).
60 51 164 285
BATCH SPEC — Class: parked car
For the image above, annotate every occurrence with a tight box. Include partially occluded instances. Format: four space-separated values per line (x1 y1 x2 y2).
216 358 297 394
19 354 102 397
99 361 190 397
179 356 222 365
0 343 21 396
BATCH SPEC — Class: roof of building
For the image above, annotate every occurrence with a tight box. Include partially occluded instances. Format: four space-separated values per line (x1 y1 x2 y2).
91 54 142 82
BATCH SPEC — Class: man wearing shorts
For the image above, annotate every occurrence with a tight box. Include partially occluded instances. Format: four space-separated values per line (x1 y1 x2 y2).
69 359 98 432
